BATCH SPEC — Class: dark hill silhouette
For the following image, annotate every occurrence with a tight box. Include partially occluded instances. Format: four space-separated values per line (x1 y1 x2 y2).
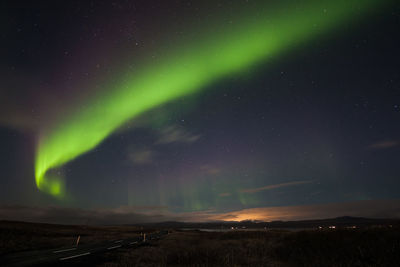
131 216 399 229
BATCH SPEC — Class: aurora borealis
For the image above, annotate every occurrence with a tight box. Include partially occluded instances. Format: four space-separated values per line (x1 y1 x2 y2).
1 0 400 223
34 0 380 196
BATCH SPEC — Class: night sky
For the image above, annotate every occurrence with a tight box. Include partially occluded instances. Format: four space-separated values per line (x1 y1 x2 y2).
1 0 400 224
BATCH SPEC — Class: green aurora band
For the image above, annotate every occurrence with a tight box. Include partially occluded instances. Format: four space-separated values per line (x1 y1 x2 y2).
35 0 382 197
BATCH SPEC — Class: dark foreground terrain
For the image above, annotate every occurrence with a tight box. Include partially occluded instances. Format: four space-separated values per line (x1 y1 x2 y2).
1 221 399 266
98 228 400 267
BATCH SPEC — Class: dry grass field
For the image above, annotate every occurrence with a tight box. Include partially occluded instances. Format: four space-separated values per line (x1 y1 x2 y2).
1 221 399 266
100 228 400 267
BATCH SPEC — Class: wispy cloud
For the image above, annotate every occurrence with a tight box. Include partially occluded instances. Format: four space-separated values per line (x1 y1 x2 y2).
240 180 313 194
210 199 400 222
368 140 399 150
219 192 231 197
126 125 201 165
156 125 201 145
200 165 221 175
128 148 155 165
